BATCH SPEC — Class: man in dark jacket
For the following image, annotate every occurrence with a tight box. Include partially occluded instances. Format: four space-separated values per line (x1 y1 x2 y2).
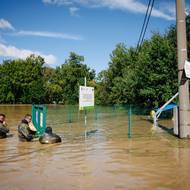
18 114 36 142
0 113 9 139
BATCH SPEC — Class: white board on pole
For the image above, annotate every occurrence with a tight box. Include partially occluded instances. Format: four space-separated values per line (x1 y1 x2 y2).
184 60 190 79
79 86 94 110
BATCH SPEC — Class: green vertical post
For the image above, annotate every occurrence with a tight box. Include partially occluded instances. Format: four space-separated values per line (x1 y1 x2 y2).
128 105 132 138
68 107 72 123
32 104 46 136
42 105 46 134
84 109 87 126
32 104 35 125
95 107 98 120
112 105 116 117
32 104 37 128
37 106 40 130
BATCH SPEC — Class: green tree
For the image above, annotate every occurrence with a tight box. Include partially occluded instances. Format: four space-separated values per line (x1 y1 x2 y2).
96 31 179 107
43 67 63 103
131 33 177 107
0 55 45 103
95 70 110 105
55 52 95 104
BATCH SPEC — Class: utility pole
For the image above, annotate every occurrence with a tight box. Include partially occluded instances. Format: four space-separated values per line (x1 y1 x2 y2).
176 0 190 138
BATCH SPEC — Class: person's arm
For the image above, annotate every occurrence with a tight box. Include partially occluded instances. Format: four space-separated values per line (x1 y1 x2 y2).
29 121 37 131
0 123 9 133
18 124 33 141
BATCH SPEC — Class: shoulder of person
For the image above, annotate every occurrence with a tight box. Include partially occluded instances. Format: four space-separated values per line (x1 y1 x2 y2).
18 122 28 128
0 122 6 128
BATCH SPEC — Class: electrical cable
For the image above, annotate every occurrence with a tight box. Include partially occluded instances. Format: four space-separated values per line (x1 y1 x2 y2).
139 0 155 49
136 0 155 53
136 0 152 50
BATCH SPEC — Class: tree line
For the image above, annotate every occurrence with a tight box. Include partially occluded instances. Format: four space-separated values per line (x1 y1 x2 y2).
0 53 95 104
0 16 190 107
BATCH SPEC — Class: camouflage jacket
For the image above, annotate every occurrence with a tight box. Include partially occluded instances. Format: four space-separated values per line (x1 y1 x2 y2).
18 120 35 141
0 122 9 138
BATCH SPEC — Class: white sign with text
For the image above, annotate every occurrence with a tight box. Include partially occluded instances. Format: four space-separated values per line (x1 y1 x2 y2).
79 86 94 110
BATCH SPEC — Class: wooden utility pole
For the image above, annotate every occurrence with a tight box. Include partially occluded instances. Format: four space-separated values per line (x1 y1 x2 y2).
176 0 190 138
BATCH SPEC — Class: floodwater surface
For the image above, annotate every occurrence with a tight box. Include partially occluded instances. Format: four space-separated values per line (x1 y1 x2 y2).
0 105 190 190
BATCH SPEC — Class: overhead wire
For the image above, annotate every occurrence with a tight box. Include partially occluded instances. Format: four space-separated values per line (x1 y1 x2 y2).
138 0 155 49
136 0 152 50
136 0 155 53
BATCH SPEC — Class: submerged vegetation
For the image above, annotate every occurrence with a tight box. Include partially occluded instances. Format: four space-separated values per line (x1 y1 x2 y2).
0 16 190 106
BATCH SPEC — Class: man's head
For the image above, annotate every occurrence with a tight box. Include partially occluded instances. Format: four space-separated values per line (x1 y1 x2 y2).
0 114 6 122
24 114 32 123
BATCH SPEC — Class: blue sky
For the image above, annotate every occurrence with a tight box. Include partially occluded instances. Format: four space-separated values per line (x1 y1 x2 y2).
0 0 189 73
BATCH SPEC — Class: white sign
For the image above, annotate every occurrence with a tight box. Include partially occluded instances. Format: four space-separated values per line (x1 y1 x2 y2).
184 60 190 79
79 86 94 110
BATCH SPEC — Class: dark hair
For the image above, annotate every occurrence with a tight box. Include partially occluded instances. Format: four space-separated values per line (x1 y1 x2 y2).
0 113 6 118
24 114 32 118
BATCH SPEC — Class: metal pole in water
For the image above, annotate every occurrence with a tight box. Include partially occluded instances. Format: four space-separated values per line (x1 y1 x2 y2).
67 106 72 123
128 105 132 138
84 77 87 126
84 77 86 87
85 109 87 126
69 110 72 123
95 108 98 120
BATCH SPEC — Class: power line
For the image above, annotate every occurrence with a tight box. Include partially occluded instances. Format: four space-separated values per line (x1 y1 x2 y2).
136 0 152 50
136 0 155 53
139 0 154 49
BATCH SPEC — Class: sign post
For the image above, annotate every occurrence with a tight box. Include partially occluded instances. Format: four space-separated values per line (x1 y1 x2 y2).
79 86 94 111
79 86 94 125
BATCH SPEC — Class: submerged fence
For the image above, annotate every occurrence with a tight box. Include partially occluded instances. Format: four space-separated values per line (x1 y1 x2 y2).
45 104 175 139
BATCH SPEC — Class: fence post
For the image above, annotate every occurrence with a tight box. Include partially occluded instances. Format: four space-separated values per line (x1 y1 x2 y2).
128 105 132 138
84 109 87 126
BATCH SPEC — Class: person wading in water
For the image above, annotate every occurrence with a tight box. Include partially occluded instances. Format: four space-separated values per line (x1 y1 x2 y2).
0 114 9 139
18 114 37 142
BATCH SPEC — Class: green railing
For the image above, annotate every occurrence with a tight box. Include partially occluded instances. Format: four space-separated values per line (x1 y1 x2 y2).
46 104 177 139
46 105 152 138
32 104 46 136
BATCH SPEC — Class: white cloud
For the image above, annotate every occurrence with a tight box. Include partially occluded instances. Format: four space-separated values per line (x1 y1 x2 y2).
42 0 73 6
0 18 82 41
157 2 175 18
0 18 15 30
0 43 57 66
69 7 80 16
42 0 175 20
11 30 83 40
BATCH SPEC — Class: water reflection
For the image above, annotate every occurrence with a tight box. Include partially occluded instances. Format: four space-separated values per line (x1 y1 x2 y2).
0 105 190 190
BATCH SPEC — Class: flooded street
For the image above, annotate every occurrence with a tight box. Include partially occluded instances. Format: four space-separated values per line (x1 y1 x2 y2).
0 105 190 190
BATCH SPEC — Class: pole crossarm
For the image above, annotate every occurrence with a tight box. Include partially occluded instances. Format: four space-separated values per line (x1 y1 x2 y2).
154 92 179 127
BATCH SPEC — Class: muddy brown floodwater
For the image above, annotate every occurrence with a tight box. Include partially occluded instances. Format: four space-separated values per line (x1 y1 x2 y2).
0 105 190 190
